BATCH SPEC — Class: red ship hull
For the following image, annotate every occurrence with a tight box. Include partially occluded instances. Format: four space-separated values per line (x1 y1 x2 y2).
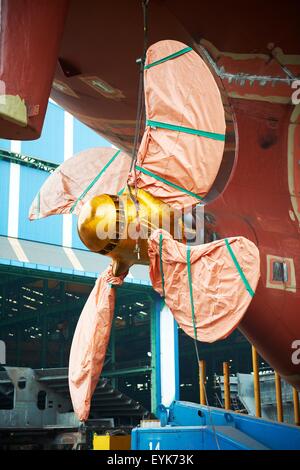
0 0 299 389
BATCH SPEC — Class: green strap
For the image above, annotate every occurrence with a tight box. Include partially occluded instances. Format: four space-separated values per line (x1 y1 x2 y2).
159 233 165 297
186 245 197 340
144 46 192 70
225 238 255 297
147 120 225 142
117 186 126 196
135 165 203 201
70 150 121 213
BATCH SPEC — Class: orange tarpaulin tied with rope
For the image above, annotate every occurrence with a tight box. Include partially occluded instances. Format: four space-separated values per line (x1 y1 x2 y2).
148 230 260 343
68 266 127 422
29 147 131 220
129 40 226 209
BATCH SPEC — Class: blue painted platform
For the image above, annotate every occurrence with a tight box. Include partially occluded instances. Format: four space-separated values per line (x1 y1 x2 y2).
131 401 300 450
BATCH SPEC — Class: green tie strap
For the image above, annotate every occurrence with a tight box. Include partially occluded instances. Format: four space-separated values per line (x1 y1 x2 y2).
186 245 197 340
225 238 255 297
117 186 126 196
135 165 203 201
70 149 121 213
147 120 225 142
144 46 192 70
159 233 165 298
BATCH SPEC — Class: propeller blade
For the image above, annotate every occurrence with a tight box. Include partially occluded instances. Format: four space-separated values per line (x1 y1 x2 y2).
148 229 260 343
29 147 131 220
68 265 128 422
129 40 226 209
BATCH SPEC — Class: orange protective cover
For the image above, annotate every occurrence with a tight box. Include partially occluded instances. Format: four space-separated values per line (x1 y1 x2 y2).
68 266 127 421
29 147 131 219
129 40 225 209
148 230 260 342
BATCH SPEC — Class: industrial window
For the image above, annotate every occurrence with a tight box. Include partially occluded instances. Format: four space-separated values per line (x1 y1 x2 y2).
37 391 46 410
17 378 26 390
266 255 296 292
272 261 288 282
0 376 14 410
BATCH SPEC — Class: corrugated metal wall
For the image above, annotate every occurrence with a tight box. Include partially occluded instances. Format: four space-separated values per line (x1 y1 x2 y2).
0 101 111 249
21 103 65 164
0 160 10 236
18 165 63 245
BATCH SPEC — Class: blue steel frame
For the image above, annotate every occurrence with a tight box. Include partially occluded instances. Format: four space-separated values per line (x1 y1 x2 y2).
153 296 180 415
132 400 300 450
155 296 162 410
174 318 180 401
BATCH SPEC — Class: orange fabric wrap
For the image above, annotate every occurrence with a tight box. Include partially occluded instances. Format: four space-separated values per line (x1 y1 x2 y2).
29 147 131 220
68 266 127 421
148 230 260 342
129 40 225 208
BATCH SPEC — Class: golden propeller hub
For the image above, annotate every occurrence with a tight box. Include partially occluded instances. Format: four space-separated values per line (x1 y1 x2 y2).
78 188 194 275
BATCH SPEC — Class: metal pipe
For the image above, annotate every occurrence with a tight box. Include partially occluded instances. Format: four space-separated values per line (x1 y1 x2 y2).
223 362 231 410
198 45 296 85
150 297 159 415
293 387 300 426
275 372 284 422
199 360 206 405
0 148 57 173
251 346 261 417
